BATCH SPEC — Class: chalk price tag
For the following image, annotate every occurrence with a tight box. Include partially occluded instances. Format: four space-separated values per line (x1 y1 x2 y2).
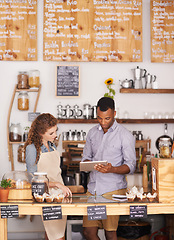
130 205 147 219
87 205 107 221
42 206 62 221
32 182 45 195
1 205 19 218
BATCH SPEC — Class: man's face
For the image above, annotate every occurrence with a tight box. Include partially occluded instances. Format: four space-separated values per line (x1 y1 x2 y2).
97 107 116 133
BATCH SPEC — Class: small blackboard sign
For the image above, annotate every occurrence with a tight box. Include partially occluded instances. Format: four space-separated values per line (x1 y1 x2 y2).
130 205 147 219
1 205 19 219
42 206 62 221
56 65 80 97
32 182 46 196
87 205 107 221
28 112 40 122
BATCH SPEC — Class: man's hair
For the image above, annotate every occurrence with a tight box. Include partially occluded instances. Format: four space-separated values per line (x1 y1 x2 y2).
97 97 115 111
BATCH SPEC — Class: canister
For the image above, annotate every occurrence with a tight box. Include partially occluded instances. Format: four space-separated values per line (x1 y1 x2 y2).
18 91 29 111
29 70 40 88
31 172 49 195
159 137 171 158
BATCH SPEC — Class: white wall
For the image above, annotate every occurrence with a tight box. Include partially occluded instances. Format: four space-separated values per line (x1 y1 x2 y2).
0 0 174 236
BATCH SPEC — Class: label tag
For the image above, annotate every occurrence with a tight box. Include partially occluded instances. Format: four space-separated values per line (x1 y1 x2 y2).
130 205 147 219
32 182 45 195
87 205 107 221
42 206 62 221
1 205 19 218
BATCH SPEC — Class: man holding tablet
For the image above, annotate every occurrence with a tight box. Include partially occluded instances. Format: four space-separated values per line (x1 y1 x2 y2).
81 97 136 240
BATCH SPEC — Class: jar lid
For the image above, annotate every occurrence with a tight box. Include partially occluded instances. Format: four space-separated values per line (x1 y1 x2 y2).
159 137 171 141
34 172 47 176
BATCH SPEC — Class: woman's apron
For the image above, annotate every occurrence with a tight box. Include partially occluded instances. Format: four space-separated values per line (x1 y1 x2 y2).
37 149 66 240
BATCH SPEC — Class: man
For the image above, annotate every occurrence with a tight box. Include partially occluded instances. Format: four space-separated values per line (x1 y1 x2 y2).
82 97 136 240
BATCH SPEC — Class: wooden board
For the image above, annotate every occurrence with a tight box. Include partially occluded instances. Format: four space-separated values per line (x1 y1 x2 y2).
0 1 37 61
151 0 174 62
43 0 142 62
152 158 174 203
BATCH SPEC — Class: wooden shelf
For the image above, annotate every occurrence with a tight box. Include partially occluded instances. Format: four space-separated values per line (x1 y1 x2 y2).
58 118 174 124
9 141 25 144
16 86 41 92
120 88 174 94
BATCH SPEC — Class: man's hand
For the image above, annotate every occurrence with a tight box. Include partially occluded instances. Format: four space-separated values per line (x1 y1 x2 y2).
94 162 113 173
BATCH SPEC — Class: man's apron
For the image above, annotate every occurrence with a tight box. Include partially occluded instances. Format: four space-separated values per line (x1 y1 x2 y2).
37 149 66 240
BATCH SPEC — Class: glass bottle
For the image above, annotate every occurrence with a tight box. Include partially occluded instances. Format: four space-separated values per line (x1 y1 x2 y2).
18 91 29 111
159 137 172 158
29 70 40 88
23 126 30 141
9 123 22 142
17 71 29 89
31 172 49 196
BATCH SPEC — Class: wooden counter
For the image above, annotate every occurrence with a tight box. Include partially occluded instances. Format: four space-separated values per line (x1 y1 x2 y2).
1 197 174 240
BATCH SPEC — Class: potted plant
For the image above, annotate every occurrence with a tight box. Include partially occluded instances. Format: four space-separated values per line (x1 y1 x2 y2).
0 179 12 202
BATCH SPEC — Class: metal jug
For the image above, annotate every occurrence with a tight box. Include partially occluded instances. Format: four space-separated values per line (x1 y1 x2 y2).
83 103 92 119
132 66 147 80
63 104 74 118
145 73 152 89
57 103 65 118
73 104 83 119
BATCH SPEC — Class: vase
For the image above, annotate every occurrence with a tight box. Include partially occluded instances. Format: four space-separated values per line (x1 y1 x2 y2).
0 188 10 202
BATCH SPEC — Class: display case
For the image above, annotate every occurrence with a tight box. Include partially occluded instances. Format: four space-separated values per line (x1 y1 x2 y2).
3 171 33 200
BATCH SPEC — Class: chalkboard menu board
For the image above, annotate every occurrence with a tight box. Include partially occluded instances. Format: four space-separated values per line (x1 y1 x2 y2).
151 0 174 62
0 0 37 61
1 205 19 219
43 0 142 62
56 65 80 97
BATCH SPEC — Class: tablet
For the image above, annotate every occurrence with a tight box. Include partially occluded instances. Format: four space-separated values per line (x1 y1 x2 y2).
80 161 107 172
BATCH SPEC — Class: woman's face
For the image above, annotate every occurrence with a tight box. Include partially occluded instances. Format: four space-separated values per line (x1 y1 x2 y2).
41 125 58 143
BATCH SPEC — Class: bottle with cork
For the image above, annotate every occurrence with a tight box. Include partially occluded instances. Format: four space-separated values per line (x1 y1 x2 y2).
143 164 148 193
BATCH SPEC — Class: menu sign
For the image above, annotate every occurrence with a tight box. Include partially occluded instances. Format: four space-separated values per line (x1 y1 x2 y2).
43 0 142 62
56 65 80 97
151 0 174 62
1 205 19 218
0 0 37 61
42 206 62 221
130 205 147 219
87 205 107 220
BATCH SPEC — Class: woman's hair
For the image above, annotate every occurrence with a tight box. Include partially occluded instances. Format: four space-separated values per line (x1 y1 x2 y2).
24 113 58 163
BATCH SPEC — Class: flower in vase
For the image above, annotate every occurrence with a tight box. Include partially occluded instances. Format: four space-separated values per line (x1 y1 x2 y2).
104 78 115 99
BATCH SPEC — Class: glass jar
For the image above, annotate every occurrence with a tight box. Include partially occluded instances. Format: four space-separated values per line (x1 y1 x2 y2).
29 70 40 88
159 137 172 158
9 123 22 142
23 126 30 141
31 172 49 195
18 144 25 163
17 71 29 89
18 91 29 110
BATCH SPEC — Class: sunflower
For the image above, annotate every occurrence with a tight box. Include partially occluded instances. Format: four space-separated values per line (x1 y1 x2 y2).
104 78 115 99
105 78 113 85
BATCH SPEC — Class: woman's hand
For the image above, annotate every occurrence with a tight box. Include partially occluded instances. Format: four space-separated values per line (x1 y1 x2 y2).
59 185 72 198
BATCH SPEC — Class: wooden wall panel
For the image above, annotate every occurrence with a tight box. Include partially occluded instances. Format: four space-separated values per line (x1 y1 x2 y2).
0 0 37 61
43 0 142 62
151 0 174 63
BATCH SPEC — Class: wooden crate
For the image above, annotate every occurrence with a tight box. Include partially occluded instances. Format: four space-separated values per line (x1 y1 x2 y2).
151 158 174 203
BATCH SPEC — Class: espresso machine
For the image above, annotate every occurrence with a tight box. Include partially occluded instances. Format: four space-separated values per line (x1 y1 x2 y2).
132 66 147 89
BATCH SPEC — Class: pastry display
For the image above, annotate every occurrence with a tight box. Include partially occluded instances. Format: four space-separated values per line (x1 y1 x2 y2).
33 188 65 203
147 192 157 202
126 186 157 203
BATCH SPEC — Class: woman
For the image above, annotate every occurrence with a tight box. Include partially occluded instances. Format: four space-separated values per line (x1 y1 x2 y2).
25 113 71 240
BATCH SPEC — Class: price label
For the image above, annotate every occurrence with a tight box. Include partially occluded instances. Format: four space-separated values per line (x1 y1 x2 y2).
130 205 147 219
32 182 45 195
1 205 19 218
42 206 62 221
87 205 107 221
